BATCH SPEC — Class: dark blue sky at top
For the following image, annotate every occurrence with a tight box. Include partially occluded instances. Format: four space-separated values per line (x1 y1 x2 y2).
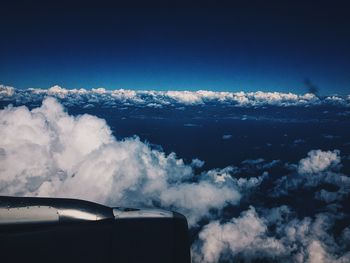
1 0 350 94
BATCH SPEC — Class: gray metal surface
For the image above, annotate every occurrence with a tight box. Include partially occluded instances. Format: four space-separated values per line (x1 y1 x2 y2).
0 196 177 225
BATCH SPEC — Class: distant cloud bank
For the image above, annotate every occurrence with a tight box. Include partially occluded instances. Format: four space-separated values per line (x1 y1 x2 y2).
1 84 349 108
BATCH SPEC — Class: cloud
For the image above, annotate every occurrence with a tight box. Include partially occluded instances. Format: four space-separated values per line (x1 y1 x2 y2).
0 84 15 98
1 97 350 262
184 123 199 127
192 206 286 263
297 150 341 175
191 158 205 168
0 97 262 225
314 189 340 203
293 139 306 145
165 90 205 105
272 150 350 197
222 134 232 140
1 84 350 107
193 206 350 263
322 134 341 140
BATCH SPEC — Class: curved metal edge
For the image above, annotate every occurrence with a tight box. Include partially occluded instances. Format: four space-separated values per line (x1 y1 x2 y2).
0 196 188 225
0 196 114 225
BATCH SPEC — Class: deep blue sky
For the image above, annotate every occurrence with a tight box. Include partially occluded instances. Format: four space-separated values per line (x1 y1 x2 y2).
1 0 350 94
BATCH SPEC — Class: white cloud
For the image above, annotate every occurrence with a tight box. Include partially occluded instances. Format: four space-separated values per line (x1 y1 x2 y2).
192 206 286 262
0 84 15 98
272 150 350 200
193 206 350 263
0 98 251 226
165 90 205 104
298 150 341 174
1 84 349 107
48 85 70 97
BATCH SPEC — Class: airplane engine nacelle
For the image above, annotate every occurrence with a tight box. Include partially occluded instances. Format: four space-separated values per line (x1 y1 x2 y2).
0 196 191 263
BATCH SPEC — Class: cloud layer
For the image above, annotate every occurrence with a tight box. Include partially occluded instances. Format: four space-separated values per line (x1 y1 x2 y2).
1 84 350 108
1 97 350 262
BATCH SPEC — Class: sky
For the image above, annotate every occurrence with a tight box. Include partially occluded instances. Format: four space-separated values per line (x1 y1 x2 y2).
1 0 350 94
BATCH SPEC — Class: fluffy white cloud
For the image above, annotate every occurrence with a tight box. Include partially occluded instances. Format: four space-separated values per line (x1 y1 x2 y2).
192 206 286 262
272 150 350 205
193 207 350 263
280 214 350 263
298 150 341 174
164 90 205 104
0 98 253 226
0 84 15 98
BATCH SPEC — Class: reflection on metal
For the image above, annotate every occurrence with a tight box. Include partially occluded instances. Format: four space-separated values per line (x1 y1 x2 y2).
0 196 113 225
58 209 103 221
0 196 176 225
113 207 174 219
0 206 58 225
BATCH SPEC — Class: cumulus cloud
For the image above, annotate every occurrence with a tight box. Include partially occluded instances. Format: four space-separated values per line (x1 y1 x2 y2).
0 97 263 225
272 150 350 199
193 206 350 263
192 206 286 262
1 84 349 107
0 84 15 98
297 150 341 174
